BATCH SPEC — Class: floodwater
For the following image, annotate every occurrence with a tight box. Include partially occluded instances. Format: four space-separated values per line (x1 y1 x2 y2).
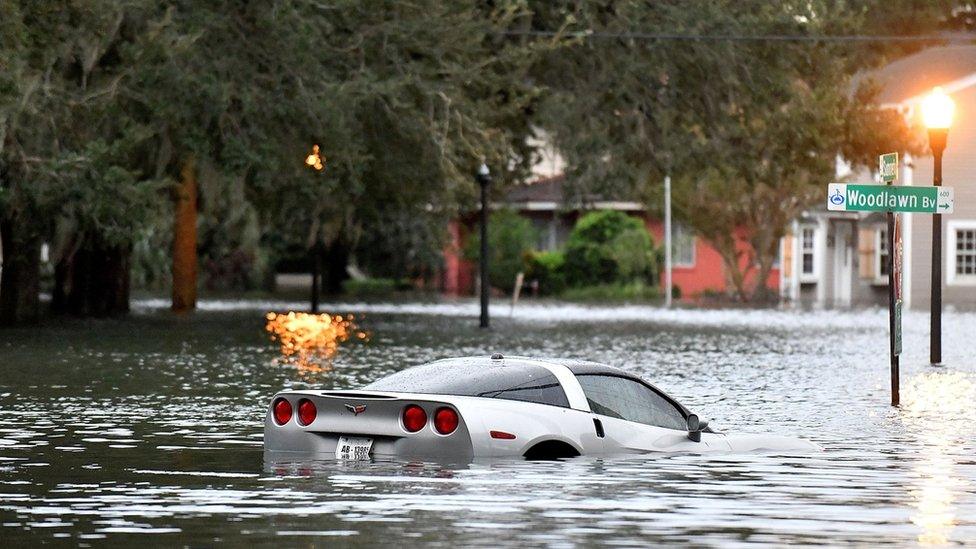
1 300 975 546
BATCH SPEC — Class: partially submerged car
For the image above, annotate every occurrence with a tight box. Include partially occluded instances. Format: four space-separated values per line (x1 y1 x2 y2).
264 355 818 460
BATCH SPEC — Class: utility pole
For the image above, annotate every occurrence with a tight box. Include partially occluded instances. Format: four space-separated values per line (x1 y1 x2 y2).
664 175 673 308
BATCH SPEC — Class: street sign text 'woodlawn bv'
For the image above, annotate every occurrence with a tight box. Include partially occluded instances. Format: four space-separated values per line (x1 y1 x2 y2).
826 183 954 214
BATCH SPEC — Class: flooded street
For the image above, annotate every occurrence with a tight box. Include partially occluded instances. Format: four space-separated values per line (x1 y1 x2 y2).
1 301 974 546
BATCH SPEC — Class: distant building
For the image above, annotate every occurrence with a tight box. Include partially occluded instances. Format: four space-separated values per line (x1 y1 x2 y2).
443 175 779 298
781 45 976 310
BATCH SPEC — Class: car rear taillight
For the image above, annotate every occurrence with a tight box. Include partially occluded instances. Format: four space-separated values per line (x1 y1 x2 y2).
433 407 459 435
273 398 292 425
402 405 427 432
297 399 316 426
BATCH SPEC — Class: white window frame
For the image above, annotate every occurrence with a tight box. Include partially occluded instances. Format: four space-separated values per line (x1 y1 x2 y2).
874 226 889 285
799 225 819 282
947 220 976 286
672 222 696 268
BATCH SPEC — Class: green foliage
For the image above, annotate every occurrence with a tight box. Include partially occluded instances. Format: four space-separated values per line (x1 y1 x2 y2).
525 250 566 295
563 211 657 287
341 278 402 297
529 0 946 300
464 209 539 293
561 282 660 302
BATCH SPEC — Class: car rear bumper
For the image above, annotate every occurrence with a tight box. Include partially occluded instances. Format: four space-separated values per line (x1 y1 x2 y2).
263 390 474 459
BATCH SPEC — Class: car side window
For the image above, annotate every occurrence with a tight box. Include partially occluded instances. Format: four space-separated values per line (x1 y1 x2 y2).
575 375 686 431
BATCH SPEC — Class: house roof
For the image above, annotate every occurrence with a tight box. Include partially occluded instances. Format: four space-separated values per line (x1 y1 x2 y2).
502 175 645 212
868 45 976 104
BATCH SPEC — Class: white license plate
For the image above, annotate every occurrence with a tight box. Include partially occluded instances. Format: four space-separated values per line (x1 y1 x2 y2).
335 436 373 460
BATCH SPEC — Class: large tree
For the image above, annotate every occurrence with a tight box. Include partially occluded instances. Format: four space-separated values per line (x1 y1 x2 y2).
530 0 953 301
1 0 539 324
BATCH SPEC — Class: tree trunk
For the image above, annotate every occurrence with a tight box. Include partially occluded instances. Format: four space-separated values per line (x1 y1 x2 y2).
52 236 131 317
0 216 42 326
172 155 198 312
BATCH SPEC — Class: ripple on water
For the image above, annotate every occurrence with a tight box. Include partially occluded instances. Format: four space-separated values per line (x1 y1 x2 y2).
0 306 974 545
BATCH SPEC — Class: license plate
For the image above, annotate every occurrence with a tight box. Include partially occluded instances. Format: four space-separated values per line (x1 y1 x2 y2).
335 436 373 460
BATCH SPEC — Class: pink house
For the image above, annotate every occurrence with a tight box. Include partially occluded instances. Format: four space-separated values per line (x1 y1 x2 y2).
444 175 779 299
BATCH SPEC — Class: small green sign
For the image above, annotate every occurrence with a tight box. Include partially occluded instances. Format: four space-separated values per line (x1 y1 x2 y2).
826 183 954 214
880 152 898 182
894 300 902 355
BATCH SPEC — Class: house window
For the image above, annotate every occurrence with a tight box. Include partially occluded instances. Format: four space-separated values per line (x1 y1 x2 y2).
877 227 889 279
949 221 976 285
801 227 816 277
673 223 695 267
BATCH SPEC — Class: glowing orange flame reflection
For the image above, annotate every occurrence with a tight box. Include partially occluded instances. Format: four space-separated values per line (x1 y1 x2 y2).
265 311 367 371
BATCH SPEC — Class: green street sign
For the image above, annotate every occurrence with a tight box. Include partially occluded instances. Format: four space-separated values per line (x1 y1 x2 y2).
879 152 898 182
826 183 954 214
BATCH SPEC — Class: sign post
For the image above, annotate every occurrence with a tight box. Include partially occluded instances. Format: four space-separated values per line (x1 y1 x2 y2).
881 153 902 407
826 154 940 406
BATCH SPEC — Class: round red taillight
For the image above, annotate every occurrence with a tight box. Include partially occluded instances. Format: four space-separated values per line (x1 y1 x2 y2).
297 399 317 426
273 398 292 425
433 407 459 435
402 405 427 432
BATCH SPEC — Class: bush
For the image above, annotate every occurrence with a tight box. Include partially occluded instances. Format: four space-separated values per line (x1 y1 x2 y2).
561 282 661 302
464 209 539 293
563 210 658 287
342 277 399 296
525 250 566 295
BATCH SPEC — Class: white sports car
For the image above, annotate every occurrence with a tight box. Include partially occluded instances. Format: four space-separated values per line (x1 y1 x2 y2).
264 355 818 460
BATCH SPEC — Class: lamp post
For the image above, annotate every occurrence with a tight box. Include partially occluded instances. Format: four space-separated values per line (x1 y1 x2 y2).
476 163 491 329
921 87 954 366
305 144 326 313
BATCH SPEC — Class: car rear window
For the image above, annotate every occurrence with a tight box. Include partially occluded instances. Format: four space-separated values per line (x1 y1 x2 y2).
364 361 570 408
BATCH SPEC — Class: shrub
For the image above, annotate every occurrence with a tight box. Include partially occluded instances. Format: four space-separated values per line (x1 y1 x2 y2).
525 250 566 295
561 281 661 302
563 210 658 287
464 209 539 293
342 277 399 296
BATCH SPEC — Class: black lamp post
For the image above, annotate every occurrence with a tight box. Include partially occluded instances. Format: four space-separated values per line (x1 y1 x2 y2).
922 87 954 366
305 144 326 313
476 163 491 329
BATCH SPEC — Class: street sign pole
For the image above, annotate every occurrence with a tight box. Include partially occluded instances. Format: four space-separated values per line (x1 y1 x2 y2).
878 153 902 406
827 152 954 406
881 153 900 407
887 209 899 406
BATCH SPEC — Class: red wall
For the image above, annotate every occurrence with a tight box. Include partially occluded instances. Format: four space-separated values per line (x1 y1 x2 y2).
442 219 474 295
442 214 779 298
646 220 727 296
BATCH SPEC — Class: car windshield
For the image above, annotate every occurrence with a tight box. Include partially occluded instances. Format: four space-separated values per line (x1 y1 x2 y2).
364 361 570 408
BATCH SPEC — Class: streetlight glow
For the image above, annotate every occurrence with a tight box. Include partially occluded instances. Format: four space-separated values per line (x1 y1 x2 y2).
922 87 955 130
305 144 325 171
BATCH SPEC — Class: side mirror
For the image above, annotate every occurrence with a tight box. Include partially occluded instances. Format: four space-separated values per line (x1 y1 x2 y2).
687 414 702 443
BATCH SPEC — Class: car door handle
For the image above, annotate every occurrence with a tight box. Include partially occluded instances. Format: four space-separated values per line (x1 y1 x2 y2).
593 418 605 438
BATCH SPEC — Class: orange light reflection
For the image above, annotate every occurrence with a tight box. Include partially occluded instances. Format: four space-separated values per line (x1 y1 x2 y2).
901 370 975 546
264 311 367 371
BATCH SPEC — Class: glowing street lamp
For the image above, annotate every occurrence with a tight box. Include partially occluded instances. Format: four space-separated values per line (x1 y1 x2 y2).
304 144 326 312
305 144 325 172
921 87 955 366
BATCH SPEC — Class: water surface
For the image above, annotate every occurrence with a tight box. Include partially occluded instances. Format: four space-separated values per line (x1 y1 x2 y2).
1 301 974 546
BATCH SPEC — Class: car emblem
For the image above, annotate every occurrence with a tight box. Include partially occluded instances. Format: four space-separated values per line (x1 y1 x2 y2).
345 404 367 415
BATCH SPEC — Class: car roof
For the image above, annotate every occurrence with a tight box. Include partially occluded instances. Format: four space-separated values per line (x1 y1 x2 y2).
426 355 634 377
425 355 691 417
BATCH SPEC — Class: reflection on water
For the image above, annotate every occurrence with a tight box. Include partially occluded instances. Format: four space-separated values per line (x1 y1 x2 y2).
264 312 367 371
902 371 975 546
0 307 975 545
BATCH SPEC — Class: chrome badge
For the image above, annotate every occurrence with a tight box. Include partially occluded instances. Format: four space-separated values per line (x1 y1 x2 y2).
345 404 367 415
